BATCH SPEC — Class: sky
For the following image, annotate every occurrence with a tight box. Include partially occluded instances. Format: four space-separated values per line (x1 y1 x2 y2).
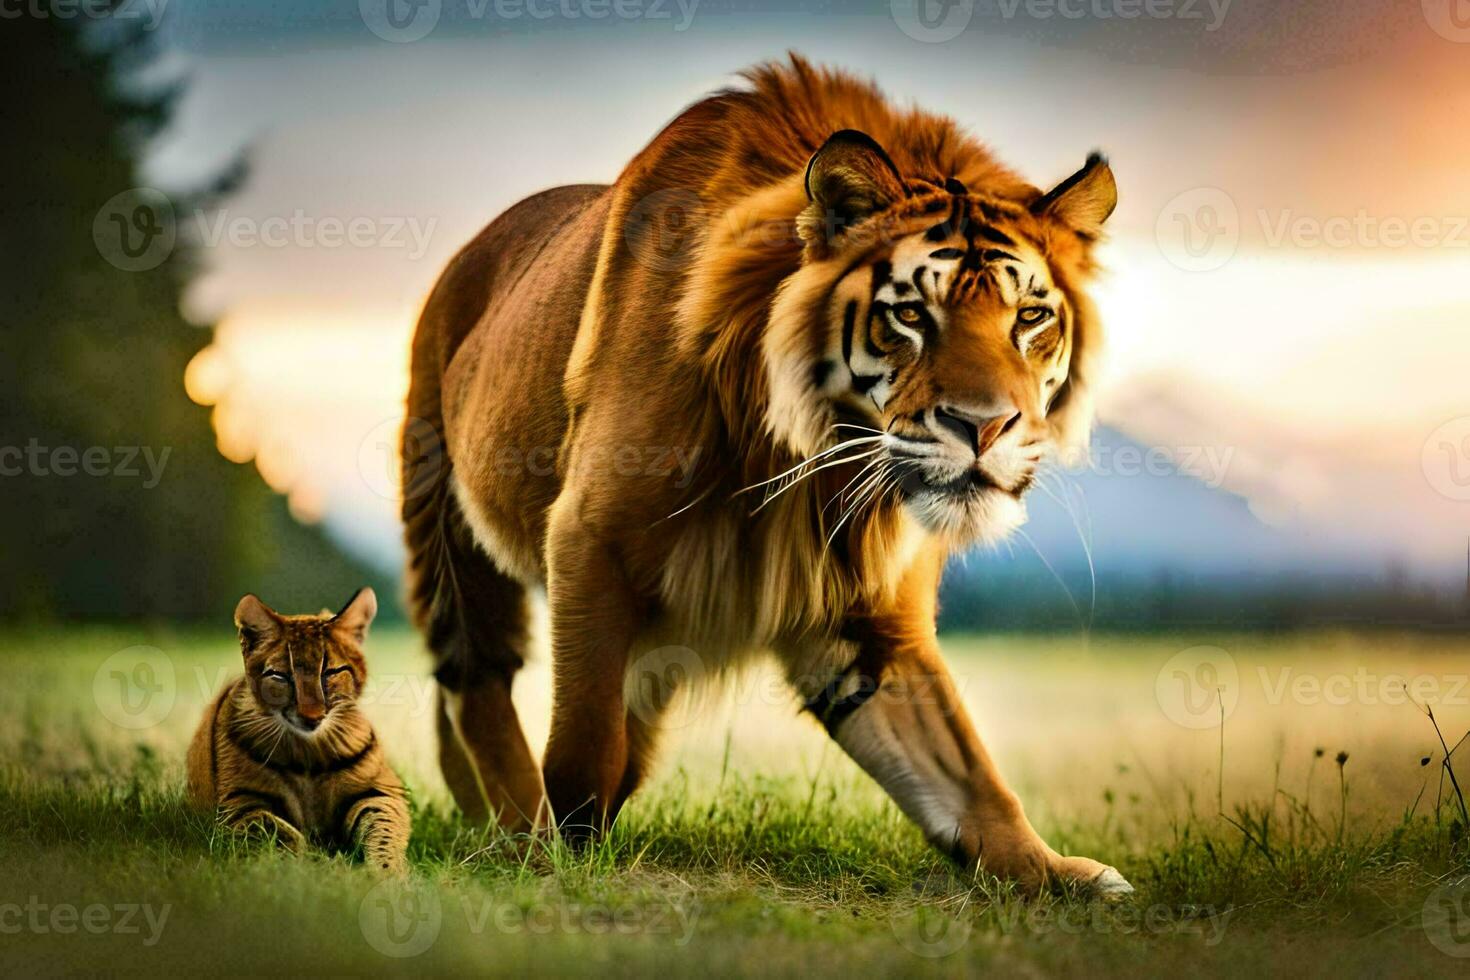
127 0 1470 580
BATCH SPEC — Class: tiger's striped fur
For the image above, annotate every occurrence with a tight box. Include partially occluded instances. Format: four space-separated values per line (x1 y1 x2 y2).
186 588 410 874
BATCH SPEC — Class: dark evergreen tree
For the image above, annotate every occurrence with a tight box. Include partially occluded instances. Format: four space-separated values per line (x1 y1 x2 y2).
0 10 395 621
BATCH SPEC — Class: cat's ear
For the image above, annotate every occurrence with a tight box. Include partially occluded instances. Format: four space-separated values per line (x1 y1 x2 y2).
234 594 280 655
331 587 378 644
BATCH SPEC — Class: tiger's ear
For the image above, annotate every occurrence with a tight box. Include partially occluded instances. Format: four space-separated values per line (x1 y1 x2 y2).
331 587 378 644
234 594 280 655
1032 153 1116 237
802 130 905 241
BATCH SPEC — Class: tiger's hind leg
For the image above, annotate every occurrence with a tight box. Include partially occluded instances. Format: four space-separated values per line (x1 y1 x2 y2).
440 667 545 833
435 688 488 823
404 464 546 833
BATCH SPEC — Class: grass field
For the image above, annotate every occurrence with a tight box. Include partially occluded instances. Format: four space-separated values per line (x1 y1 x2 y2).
2 625 1469 977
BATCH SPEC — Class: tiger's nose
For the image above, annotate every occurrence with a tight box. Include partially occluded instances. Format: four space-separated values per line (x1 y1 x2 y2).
933 405 1021 457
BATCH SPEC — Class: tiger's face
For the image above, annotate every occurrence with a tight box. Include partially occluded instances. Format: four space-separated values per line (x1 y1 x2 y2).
769 130 1115 544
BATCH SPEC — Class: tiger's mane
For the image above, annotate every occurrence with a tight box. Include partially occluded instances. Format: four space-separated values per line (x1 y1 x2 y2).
565 55 1067 629
572 54 1041 448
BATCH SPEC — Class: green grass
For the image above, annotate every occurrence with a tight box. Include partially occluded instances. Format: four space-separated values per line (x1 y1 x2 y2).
1 626 1468 976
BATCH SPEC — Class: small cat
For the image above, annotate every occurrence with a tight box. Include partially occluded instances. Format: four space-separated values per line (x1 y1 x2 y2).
186 587 410 874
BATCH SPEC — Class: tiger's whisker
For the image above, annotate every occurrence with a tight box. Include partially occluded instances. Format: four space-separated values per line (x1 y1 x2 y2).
735 436 884 497
825 461 889 548
753 447 883 513
824 457 886 516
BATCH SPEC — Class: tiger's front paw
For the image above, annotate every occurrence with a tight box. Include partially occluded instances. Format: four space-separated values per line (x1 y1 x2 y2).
1049 853 1134 901
961 818 1133 901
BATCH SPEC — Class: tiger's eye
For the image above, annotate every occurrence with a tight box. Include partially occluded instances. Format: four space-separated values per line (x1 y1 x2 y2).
895 306 922 324
1018 307 1051 326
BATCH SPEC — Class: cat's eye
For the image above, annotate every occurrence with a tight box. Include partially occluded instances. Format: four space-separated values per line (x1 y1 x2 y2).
1017 306 1053 327
263 670 289 681
894 305 923 325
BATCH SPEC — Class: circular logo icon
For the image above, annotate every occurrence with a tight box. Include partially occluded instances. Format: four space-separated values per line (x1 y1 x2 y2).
623 188 704 274
360 0 442 42
1155 645 1239 730
358 415 444 503
1423 0 1470 43
359 879 442 958
890 0 975 43
1155 187 1239 273
93 188 176 272
891 907 972 957
93 646 177 730
1424 880 1470 957
1422 417 1470 501
624 646 707 729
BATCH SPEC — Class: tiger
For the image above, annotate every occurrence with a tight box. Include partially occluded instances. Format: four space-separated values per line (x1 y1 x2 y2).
401 55 1130 897
185 588 411 874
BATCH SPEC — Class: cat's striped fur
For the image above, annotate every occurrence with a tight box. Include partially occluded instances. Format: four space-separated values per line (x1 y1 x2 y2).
186 588 410 874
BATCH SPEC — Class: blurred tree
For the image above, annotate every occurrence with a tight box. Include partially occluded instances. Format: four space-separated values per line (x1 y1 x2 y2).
0 11 396 622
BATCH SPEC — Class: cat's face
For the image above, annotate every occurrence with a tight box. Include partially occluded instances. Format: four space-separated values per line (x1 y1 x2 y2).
233 589 377 736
